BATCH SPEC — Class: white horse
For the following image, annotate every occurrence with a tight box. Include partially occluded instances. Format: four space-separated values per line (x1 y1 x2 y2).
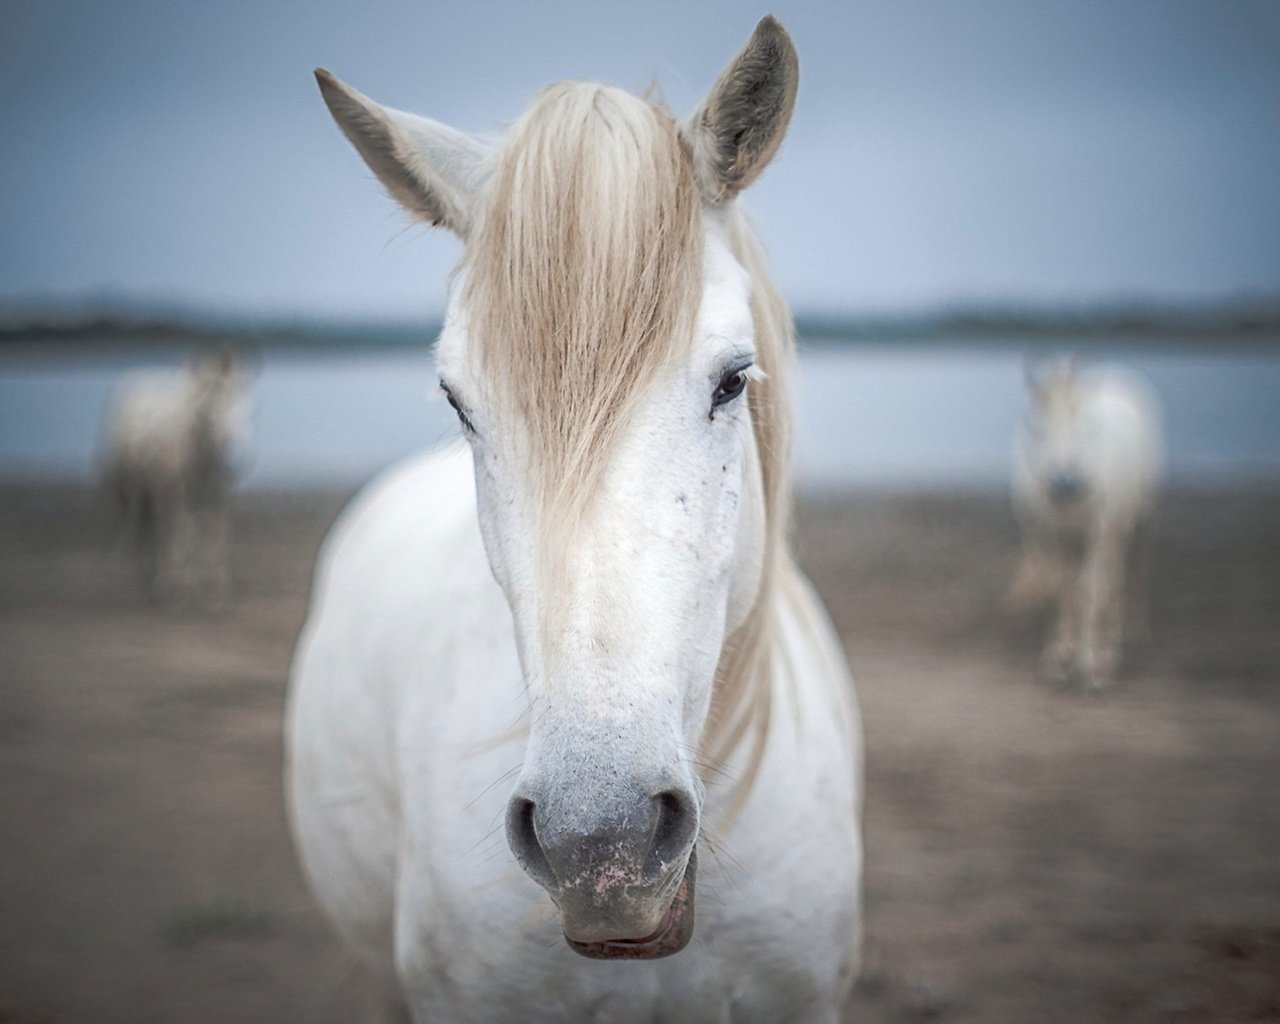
287 19 862 1023
1009 357 1163 688
103 349 246 604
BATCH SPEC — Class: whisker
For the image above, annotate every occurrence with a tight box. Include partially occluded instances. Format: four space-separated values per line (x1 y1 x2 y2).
464 763 523 811
699 829 750 884
460 817 508 859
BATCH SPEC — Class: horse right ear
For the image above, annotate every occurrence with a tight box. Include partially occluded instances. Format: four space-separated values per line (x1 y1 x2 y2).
682 17 799 205
315 69 489 237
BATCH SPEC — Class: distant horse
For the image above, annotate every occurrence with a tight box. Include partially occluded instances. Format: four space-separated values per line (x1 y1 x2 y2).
287 18 863 1023
1009 357 1163 688
104 349 246 605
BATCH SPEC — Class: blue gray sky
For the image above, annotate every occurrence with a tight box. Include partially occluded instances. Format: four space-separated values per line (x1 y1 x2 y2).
2 0 1278 319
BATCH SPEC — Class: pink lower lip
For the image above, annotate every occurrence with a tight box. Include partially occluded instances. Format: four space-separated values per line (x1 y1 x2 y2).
564 852 697 961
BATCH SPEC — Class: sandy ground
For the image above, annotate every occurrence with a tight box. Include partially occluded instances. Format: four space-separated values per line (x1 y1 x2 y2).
0 484 1277 1023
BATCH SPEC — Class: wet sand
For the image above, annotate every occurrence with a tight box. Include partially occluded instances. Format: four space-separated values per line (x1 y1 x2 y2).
0 484 1277 1023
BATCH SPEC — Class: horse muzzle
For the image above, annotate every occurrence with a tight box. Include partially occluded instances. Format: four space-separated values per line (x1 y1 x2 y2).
505 783 700 960
1047 470 1088 504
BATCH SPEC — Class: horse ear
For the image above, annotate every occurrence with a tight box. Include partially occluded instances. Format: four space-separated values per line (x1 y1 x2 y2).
315 69 489 237
682 16 799 205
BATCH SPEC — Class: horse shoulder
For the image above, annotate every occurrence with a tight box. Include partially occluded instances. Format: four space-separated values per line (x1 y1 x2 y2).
291 442 491 770
287 443 494 975
1085 371 1163 521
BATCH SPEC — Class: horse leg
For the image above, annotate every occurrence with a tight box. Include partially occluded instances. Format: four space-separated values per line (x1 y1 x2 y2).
109 471 134 552
204 486 233 609
101 462 131 548
174 492 200 603
1041 547 1081 685
1126 514 1153 644
155 481 193 602
186 492 224 610
132 483 161 593
1078 526 1126 689
1005 528 1062 614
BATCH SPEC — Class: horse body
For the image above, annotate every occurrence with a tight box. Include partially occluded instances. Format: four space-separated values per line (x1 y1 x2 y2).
104 352 244 602
288 19 861 1021
1010 360 1163 686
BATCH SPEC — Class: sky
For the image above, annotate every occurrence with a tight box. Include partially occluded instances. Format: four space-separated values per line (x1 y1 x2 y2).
2 0 1279 320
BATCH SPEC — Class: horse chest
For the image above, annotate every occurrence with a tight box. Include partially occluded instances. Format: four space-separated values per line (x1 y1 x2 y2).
397 908 827 1024
392 731 853 1024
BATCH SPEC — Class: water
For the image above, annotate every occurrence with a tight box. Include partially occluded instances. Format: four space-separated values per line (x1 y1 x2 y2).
1 340 1277 490
794 344 1280 487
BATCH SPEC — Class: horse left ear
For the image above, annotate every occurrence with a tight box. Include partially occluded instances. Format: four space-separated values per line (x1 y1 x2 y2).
682 16 799 205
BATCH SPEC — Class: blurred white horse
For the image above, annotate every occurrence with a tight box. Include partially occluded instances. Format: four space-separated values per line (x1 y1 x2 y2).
288 18 863 1024
1010 357 1163 688
104 349 246 604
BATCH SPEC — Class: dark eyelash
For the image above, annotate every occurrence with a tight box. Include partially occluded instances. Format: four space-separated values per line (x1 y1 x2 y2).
440 381 475 434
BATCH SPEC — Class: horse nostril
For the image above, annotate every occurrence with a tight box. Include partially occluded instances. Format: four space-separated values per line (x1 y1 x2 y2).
506 796 557 894
648 789 697 874
507 785 699 898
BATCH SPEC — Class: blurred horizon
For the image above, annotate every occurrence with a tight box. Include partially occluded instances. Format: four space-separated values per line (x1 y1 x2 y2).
2 287 1280 335
2 289 1279 349
3 0 1279 324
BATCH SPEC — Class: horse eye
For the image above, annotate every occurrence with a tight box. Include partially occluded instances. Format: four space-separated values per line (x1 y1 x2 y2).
712 367 750 410
440 381 475 434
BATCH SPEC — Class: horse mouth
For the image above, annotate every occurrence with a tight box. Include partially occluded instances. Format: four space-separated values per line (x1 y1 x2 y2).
565 851 696 961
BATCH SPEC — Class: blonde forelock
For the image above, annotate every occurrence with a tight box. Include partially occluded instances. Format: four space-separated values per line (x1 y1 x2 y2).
461 82 703 523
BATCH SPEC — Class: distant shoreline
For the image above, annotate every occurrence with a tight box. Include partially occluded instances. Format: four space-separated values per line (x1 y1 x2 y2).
1 306 1278 355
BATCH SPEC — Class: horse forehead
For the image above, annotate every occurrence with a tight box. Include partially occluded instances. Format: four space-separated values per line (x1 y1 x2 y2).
438 225 753 378
434 301 470 380
696 226 753 343
1040 376 1080 422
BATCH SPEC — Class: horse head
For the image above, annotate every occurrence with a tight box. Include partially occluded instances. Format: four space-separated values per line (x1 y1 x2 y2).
1023 355 1096 508
315 17 798 959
